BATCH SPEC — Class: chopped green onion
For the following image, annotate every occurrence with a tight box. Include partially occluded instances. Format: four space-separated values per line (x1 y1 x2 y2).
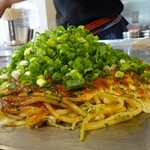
0 78 4 85
140 72 150 82
52 72 62 84
24 47 31 56
0 92 4 97
0 25 149 90
45 90 52 95
0 81 9 90
7 83 17 90
36 78 47 87
11 70 21 80
115 71 124 78
66 79 85 90
120 63 131 71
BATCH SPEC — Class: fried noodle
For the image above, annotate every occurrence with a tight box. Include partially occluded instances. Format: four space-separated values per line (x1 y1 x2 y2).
0 70 148 141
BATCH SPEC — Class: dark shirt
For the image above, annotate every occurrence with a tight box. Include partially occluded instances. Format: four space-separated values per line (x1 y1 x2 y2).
53 0 124 28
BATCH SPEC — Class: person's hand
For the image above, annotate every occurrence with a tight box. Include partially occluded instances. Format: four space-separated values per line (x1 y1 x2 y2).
0 0 11 17
0 0 24 17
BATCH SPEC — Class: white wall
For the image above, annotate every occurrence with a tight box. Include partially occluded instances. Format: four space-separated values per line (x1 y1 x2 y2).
121 0 150 30
45 0 56 29
35 0 56 33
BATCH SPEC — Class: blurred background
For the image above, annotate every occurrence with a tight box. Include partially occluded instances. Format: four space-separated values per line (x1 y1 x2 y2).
0 0 150 45
0 0 150 68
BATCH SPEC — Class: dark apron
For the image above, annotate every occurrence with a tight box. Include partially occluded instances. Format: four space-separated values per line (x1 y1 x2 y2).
85 15 128 39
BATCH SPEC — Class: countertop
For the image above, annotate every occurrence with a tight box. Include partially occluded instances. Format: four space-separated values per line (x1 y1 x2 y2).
0 113 150 150
99 38 150 63
0 39 150 150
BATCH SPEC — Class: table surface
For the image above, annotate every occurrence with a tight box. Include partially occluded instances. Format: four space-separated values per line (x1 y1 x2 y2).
0 113 150 150
0 39 150 150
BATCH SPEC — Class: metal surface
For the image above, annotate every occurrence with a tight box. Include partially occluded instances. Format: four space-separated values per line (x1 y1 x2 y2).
100 38 150 63
0 39 150 150
0 113 150 150
0 45 18 69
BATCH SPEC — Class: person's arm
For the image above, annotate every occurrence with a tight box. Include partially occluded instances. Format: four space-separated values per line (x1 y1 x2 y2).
0 0 24 17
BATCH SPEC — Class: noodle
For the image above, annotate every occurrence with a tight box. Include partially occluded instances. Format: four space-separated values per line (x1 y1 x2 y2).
0 71 149 141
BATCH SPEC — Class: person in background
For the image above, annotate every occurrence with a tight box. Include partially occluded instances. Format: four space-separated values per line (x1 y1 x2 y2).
0 0 24 17
53 0 128 39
